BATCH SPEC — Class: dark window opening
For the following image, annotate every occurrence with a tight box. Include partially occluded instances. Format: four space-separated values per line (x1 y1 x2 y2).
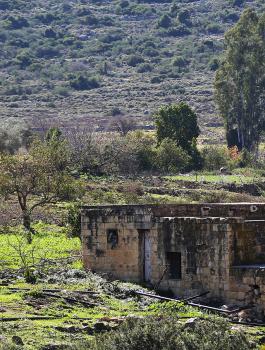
166 252 181 279
107 229 118 249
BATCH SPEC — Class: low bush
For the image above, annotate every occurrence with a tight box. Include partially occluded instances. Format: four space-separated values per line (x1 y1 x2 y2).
201 146 230 170
89 316 252 350
70 75 100 90
127 54 145 67
137 63 153 73
157 14 172 28
156 138 192 173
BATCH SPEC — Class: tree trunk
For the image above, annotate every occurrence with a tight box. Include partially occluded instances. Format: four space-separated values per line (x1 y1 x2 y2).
22 212 34 244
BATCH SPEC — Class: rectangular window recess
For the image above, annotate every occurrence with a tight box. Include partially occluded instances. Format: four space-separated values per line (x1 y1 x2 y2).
166 252 181 280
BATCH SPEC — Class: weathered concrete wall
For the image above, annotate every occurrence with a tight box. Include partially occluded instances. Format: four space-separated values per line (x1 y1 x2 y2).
81 203 265 310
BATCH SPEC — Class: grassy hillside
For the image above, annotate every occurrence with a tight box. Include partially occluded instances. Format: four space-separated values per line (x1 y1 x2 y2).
0 0 264 142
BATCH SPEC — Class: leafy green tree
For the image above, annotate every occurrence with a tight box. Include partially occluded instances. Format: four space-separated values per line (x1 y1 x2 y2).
0 131 84 243
154 103 201 169
215 9 265 153
155 102 200 151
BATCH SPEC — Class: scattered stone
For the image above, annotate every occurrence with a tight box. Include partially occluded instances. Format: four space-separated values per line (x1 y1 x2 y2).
94 321 113 332
54 325 81 333
41 344 69 350
0 335 7 343
65 269 87 279
184 318 199 329
82 326 94 335
12 335 24 346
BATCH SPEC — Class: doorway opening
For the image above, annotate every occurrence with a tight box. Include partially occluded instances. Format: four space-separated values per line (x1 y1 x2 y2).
138 229 151 283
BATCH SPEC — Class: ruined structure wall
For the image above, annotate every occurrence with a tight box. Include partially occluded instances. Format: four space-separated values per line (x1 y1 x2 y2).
152 218 232 300
232 222 265 265
82 206 155 282
227 222 265 310
81 204 265 310
82 203 265 221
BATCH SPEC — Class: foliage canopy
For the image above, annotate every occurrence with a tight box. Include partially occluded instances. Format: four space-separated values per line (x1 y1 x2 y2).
215 8 265 152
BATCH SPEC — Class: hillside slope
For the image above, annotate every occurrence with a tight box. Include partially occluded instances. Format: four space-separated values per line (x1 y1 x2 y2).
0 0 264 142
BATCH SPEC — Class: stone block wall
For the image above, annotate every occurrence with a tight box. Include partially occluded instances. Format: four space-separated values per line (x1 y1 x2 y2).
82 205 154 282
81 203 265 310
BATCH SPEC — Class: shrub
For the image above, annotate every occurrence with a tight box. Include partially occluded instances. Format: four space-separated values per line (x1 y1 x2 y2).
207 23 222 34
100 31 123 44
111 107 123 116
15 50 33 69
172 56 188 71
36 45 60 58
66 202 81 239
137 63 153 73
91 316 252 350
44 28 57 38
156 138 191 173
76 6 92 17
233 0 245 6
35 12 57 24
54 86 70 97
70 75 100 90
83 14 99 26
5 16 29 29
201 146 230 171
165 25 191 37
178 9 191 25
127 54 145 67
151 76 163 83
143 48 159 57
119 0 129 9
209 57 219 71
157 14 172 28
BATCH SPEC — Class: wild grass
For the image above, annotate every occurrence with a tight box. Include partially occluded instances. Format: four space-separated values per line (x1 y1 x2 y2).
0 223 81 270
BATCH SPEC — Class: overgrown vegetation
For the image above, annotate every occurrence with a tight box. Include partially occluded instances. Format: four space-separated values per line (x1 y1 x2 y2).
91 316 253 350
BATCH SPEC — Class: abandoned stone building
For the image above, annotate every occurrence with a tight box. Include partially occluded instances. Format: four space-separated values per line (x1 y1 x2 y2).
81 203 265 311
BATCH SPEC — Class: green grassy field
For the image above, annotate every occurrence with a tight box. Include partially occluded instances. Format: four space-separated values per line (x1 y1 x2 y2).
165 173 264 184
0 223 81 270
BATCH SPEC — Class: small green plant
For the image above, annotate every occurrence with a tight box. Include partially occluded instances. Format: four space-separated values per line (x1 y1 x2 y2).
66 202 82 240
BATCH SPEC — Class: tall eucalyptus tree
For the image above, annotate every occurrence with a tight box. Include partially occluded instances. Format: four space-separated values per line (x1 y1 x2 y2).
215 9 265 153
